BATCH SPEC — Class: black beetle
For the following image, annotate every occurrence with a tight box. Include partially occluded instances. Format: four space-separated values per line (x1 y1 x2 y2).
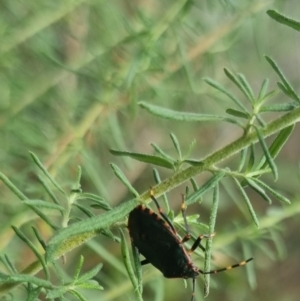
128 189 253 301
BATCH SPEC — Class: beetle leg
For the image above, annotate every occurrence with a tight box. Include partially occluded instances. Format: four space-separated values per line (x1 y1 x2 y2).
150 188 177 234
200 257 254 274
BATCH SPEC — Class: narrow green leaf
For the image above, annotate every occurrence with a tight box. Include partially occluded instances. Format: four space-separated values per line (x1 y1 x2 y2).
69 289 88 301
257 78 269 102
72 166 82 193
38 176 60 206
203 77 248 112
29 152 66 196
151 143 175 162
77 264 103 283
52 261 65 283
269 230 287 260
238 148 247 172
12 226 50 280
265 56 300 103
256 241 276 260
267 10 300 32
241 242 256 290
119 229 143 301
208 184 219 232
151 277 164 301
190 178 199 192
110 149 174 169
32 227 47 250
0 173 28 201
131 244 143 294
110 163 139 197
185 185 190 196
74 256 84 281
46 287 68 299
153 169 170 212
74 203 94 217
246 144 255 172
170 133 182 159
233 178 259 228
76 193 105 202
139 101 244 127
256 115 266 127
0 173 59 230
277 82 293 99
245 178 272 204
184 139 196 159
3 255 18 274
255 127 278 180
184 159 204 166
224 69 253 103
76 279 103 290
252 178 291 204
186 171 225 205
76 193 112 211
257 125 295 170
23 200 65 213
237 73 255 102
204 184 219 297
2 274 53 288
260 92 279 109
226 108 250 119
260 102 298 113
100 228 120 242
89 203 111 211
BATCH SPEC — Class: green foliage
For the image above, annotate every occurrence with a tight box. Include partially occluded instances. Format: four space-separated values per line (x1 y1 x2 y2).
0 1 300 301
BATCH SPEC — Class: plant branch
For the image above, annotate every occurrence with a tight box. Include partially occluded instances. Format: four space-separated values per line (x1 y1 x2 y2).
0 106 299 296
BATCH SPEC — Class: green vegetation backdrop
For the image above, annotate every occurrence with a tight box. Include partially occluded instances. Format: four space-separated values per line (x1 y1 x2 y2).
0 1 299 301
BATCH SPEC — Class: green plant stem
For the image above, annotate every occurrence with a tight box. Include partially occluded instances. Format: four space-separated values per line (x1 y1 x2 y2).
0 107 299 296
149 107 300 199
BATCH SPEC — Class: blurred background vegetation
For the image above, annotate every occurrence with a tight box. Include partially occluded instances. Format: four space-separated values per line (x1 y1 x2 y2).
0 0 299 300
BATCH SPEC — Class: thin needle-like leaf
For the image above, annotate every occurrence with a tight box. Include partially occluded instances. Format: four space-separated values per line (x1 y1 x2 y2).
224 69 254 103
255 127 278 180
257 78 269 103
267 10 300 32
226 108 250 119
252 178 291 205
151 143 175 162
139 101 244 127
265 56 300 103
29 152 66 196
257 125 295 170
153 169 169 212
246 178 272 204
131 244 143 294
110 149 174 169
260 103 298 113
186 171 225 205
32 227 47 250
0 173 59 230
12 226 50 280
204 184 219 297
238 148 248 172
110 163 139 197
233 178 259 228
237 73 255 103
170 133 182 159
203 77 248 112
119 229 143 300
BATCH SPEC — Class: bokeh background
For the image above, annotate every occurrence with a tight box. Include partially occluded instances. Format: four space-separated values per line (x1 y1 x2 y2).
0 0 299 300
